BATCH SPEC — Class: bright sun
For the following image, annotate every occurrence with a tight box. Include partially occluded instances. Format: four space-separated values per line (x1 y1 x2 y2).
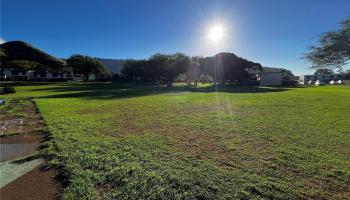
208 26 224 42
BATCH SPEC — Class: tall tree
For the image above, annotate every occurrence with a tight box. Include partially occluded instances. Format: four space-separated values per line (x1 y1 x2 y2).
148 53 170 83
304 18 350 70
163 53 190 86
66 55 110 81
185 57 201 86
121 59 149 82
207 53 262 84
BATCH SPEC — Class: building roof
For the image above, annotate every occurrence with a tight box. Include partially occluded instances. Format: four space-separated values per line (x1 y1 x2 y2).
247 66 294 77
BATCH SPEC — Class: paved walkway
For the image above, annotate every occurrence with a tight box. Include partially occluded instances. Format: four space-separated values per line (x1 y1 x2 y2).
0 98 60 200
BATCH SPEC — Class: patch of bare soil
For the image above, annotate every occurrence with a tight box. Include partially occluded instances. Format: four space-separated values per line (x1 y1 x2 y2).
0 165 61 200
173 129 233 162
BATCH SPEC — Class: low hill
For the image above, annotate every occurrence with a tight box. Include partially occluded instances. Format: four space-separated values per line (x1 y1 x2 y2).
0 41 65 69
95 57 126 74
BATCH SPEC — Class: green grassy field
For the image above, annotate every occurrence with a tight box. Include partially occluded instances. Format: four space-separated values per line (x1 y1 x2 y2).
1 82 350 199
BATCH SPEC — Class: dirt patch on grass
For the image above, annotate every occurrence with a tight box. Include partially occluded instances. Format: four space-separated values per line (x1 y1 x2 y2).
98 103 259 168
77 105 114 115
169 128 236 166
176 104 258 116
91 102 267 169
77 108 99 115
0 165 61 200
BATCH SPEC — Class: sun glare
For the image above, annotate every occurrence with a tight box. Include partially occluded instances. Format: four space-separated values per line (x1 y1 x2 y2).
208 26 224 42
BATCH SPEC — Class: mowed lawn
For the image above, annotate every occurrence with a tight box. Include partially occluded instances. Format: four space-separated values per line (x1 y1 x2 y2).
2 82 350 199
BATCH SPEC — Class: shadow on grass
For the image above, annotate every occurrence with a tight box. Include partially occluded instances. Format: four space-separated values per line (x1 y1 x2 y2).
22 82 290 100
0 81 59 87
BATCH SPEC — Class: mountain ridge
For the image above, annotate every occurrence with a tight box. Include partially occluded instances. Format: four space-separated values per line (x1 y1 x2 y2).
94 57 127 74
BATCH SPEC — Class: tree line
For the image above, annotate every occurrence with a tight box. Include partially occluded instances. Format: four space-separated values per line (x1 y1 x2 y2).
121 52 262 86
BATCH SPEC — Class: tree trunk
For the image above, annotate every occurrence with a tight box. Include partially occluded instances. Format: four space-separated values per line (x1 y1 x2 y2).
83 73 89 82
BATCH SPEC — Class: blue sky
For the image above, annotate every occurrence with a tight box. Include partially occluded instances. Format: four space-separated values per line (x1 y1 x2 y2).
1 0 349 75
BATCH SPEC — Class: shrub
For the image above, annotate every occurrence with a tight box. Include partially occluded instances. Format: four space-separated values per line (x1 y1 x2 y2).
282 80 298 87
0 86 16 94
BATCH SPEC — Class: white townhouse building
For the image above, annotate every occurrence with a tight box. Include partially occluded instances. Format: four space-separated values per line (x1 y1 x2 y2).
299 74 340 84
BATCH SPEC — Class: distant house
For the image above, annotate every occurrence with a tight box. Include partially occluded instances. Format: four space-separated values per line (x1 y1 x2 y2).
1 69 68 81
299 74 340 84
250 67 295 86
86 73 107 81
70 73 83 81
29 70 67 81
2 69 29 81
1 68 108 82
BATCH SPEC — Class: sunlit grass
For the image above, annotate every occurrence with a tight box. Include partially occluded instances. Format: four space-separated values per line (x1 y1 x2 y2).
1 82 349 199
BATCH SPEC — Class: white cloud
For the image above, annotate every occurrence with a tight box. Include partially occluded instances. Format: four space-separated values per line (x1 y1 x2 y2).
0 38 5 44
